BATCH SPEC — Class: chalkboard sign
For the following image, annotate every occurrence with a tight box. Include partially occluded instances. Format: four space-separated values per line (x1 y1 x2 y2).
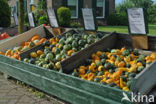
28 12 35 27
82 8 97 31
13 13 18 26
47 8 59 27
127 8 148 35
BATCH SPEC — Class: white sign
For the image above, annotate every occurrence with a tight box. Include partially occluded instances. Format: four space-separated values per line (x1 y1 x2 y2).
13 13 18 25
47 8 59 27
82 8 96 30
28 13 35 27
128 8 146 34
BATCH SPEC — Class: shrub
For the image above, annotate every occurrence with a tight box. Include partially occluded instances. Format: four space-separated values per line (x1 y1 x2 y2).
38 15 49 25
24 13 29 25
34 9 47 25
107 13 128 26
57 7 71 27
0 0 11 27
70 21 81 28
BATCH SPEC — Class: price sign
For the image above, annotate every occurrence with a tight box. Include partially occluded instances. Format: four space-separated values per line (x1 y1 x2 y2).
47 8 59 27
82 8 97 31
13 13 18 26
127 8 147 35
28 12 35 27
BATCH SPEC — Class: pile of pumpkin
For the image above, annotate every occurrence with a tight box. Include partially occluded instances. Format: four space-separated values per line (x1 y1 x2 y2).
23 32 106 71
0 34 47 60
71 47 156 92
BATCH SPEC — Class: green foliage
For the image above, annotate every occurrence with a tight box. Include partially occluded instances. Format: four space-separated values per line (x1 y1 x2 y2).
129 0 153 9
37 0 47 11
107 13 128 26
116 0 133 13
24 13 29 24
57 7 71 27
70 21 81 28
0 0 11 27
116 0 154 24
148 5 156 23
34 9 47 26
38 15 49 25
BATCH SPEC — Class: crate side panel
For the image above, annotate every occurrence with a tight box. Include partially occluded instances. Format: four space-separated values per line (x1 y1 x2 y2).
0 26 45 52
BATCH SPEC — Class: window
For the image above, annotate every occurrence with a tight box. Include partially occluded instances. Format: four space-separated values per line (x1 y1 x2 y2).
96 0 105 18
67 0 78 18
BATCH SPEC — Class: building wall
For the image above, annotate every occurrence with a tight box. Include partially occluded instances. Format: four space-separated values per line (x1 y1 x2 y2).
109 0 115 14
52 0 62 9
83 0 92 8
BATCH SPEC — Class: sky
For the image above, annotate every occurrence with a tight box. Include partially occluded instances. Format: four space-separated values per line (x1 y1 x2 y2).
115 0 156 5
115 0 123 5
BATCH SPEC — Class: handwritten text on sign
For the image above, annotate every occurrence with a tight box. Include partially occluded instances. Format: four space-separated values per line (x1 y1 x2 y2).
82 8 95 30
128 8 146 34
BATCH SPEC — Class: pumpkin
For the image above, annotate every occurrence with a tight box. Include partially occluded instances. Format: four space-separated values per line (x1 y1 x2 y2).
40 38 47 43
31 35 40 41
0 51 5 55
123 87 130 92
120 78 126 89
79 68 86 74
137 62 143 67
30 52 38 58
128 64 137 73
5 49 12 56
118 61 125 68
150 53 156 60
67 50 74 56
37 50 43 56
96 51 103 56
98 65 104 72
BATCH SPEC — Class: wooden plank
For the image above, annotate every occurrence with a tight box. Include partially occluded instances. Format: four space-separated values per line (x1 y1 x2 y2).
116 33 132 49
0 60 122 104
131 35 148 49
61 32 117 73
0 26 46 52
133 60 156 95
0 54 127 103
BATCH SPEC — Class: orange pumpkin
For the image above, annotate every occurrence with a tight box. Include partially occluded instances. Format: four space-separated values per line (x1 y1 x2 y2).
118 61 125 68
31 35 40 41
40 38 47 43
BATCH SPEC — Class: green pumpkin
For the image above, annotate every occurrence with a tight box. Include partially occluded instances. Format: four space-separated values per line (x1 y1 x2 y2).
29 41 35 48
46 53 54 61
72 41 78 48
43 40 50 46
122 50 130 56
54 48 60 55
23 58 29 63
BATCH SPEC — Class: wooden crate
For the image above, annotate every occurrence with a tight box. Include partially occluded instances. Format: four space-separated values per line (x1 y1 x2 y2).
0 29 120 104
61 33 156 96
0 31 155 104
0 26 53 52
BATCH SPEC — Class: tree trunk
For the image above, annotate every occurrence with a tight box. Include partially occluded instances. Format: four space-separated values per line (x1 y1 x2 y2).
18 0 24 34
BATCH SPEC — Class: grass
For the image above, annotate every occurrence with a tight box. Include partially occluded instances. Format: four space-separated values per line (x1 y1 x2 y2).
98 24 156 36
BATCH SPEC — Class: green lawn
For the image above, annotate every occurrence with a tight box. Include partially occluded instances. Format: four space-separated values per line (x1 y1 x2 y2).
98 24 156 36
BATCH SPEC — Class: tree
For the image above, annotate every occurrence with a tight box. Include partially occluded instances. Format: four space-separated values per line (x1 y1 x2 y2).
37 0 47 11
130 0 153 9
18 0 24 34
0 0 11 27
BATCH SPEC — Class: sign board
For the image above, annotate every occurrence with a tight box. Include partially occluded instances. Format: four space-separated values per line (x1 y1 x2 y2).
13 13 18 26
28 12 35 27
127 8 147 35
47 8 59 27
82 8 97 31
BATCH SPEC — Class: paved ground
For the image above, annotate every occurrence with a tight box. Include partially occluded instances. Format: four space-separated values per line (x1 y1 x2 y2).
0 73 67 104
